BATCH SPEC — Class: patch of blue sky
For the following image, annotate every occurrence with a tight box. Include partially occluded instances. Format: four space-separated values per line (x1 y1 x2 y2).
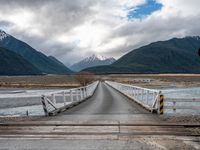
127 0 163 20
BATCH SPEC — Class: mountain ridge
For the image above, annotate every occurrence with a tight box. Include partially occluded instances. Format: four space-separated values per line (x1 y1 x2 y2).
70 54 116 72
84 36 200 74
0 29 73 75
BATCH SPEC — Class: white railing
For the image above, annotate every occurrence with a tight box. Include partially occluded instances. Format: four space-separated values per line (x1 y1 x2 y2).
164 98 200 114
41 81 99 116
105 81 162 113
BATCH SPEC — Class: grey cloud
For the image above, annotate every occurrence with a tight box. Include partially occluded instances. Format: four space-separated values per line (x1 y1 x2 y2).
0 0 200 65
0 20 14 27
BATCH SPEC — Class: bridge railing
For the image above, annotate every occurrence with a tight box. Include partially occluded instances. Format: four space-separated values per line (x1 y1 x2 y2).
105 81 162 113
41 81 99 116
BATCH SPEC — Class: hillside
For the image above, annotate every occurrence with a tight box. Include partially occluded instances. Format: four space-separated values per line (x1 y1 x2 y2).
48 56 68 68
84 36 200 74
0 47 42 75
0 30 73 74
70 54 115 72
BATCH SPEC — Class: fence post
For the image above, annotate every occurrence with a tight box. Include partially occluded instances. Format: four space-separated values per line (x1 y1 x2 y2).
41 96 48 116
159 94 164 115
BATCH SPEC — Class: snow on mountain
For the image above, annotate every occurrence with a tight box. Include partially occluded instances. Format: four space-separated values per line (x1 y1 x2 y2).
70 54 116 72
0 30 9 41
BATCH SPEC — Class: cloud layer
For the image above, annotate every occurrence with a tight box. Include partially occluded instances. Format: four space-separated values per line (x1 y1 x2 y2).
0 0 199 66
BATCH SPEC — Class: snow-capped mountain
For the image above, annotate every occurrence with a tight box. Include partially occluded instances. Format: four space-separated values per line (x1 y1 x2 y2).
70 54 116 72
0 29 9 41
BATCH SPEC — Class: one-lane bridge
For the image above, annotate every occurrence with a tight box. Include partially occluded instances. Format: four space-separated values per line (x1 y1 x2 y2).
0 81 200 150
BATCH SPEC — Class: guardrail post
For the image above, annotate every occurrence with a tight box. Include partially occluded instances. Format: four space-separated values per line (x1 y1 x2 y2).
159 94 164 115
84 87 87 98
83 88 85 99
85 87 88 97
135 88 137 99
136 89 139 99
129 87 131 95
80 88 83 100
146 91 149 104
173 101 176 113
70 90 73 102
51 94 56 105
76 89 79 101
63 91 66 106
141 90 144 101
84 87 86 97
133 88 135 97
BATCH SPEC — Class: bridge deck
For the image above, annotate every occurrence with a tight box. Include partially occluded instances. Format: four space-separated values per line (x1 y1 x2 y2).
40 82 160 123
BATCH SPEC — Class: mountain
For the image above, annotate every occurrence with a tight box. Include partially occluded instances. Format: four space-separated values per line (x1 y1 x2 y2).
84 36 200 74
70 54 116 72
0 30 73 74
48 56 67 67
0 47 42 75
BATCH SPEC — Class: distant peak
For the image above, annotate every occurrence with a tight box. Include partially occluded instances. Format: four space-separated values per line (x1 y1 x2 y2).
89 54 114 61
70 54 116 72
0 29 9 41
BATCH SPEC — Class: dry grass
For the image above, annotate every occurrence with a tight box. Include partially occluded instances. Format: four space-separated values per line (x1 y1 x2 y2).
99 74 200 88
0 74 200 88
0 75 80 88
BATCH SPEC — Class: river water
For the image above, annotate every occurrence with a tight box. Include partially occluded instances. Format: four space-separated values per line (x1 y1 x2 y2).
0 87 200 116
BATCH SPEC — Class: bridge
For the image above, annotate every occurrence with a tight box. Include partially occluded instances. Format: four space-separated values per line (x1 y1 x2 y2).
0 81 200 149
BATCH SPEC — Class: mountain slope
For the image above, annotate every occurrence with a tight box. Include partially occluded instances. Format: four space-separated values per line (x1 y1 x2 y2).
0 47 42 75
0 30 73 74
70 54 116 72
84 36 200 74
48 56 67 67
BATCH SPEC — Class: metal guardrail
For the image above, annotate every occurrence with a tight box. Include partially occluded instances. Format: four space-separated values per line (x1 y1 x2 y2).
164 98 200 114
41 81 99 116
105 81 162 113
105 81 200 115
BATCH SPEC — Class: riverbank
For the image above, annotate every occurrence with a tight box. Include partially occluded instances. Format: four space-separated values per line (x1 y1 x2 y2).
0 75 80 88
1 74 200 89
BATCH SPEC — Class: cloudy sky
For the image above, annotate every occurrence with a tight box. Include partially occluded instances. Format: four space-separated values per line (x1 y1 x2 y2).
0 0 200 66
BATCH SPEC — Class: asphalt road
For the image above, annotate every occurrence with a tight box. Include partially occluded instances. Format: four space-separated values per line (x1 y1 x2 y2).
63 82 148 115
